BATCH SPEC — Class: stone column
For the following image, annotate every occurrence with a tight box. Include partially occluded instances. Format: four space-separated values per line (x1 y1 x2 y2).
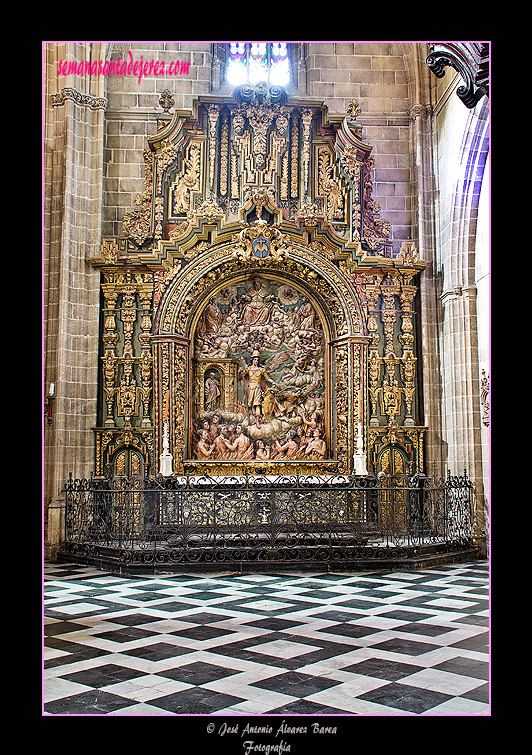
433 95 489 554
405 45 443 471
43 42 108 559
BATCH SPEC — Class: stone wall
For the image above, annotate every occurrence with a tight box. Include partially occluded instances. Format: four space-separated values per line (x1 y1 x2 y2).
103 42 213 239
100 42 417 253
43 42 107 556
307 42 414 252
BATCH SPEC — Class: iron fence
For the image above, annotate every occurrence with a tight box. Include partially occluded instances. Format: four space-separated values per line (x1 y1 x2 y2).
60 471 475 570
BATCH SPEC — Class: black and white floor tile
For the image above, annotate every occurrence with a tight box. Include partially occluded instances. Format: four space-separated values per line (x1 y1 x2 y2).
43 561 489 717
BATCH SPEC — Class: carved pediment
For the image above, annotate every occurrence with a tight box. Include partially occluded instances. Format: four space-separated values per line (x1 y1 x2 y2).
94 84 399 265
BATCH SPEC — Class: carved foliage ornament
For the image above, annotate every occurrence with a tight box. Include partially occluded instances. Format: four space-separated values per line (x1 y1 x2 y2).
122 149 154 246
51 87 108 110
480 369 489 427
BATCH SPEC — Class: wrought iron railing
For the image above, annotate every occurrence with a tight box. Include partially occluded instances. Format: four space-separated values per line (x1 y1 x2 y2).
61 471 476 568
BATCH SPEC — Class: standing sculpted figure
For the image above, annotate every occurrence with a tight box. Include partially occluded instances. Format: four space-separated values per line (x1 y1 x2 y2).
239 351 276 428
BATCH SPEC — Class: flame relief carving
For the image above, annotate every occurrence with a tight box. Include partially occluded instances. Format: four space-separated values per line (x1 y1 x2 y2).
171 142 202 215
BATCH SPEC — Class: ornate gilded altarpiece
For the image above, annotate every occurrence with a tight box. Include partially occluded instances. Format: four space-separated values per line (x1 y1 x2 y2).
90 84 428 479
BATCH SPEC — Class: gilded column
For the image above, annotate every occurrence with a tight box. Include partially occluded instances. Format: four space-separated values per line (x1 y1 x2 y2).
208 104 220 195
152 334 190 475
173 342 188 473
101 282 119 426
219 109 229 199
365 281 382 426
380 275 401 426
301 108 313 199
138 284 154 427
399 276 418 426
290 112 299 207
118 278 138 429
333 341 349 471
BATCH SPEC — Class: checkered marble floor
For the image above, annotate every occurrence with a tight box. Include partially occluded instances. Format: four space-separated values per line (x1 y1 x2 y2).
44 560 489 717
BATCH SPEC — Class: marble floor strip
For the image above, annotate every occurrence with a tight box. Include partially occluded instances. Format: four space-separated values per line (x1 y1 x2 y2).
43 560 489 717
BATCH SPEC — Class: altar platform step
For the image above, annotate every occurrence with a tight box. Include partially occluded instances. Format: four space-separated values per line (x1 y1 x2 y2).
58 541 480 577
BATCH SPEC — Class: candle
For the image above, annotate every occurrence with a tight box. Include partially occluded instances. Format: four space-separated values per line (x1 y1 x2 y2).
164 390 169 420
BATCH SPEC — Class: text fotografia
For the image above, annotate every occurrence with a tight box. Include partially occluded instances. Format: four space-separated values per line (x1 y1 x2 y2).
57 52 190 84
207 720 338 752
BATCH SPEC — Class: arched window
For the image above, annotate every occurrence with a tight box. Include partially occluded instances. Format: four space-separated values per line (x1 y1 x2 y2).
226 42 291 86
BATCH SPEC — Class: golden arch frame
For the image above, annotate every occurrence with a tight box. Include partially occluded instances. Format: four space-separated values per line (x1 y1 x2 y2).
152 238 370 475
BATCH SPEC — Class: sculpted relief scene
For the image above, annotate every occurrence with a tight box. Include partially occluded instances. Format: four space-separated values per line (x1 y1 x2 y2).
192 275 328 463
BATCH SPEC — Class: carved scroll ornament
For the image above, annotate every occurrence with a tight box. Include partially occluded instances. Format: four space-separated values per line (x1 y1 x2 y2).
426 42 489 109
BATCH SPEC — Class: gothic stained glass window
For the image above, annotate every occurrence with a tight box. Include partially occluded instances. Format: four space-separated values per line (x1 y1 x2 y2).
227 42 290 86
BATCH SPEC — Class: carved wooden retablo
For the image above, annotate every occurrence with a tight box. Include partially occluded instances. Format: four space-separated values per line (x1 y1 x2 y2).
90 85 428 479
